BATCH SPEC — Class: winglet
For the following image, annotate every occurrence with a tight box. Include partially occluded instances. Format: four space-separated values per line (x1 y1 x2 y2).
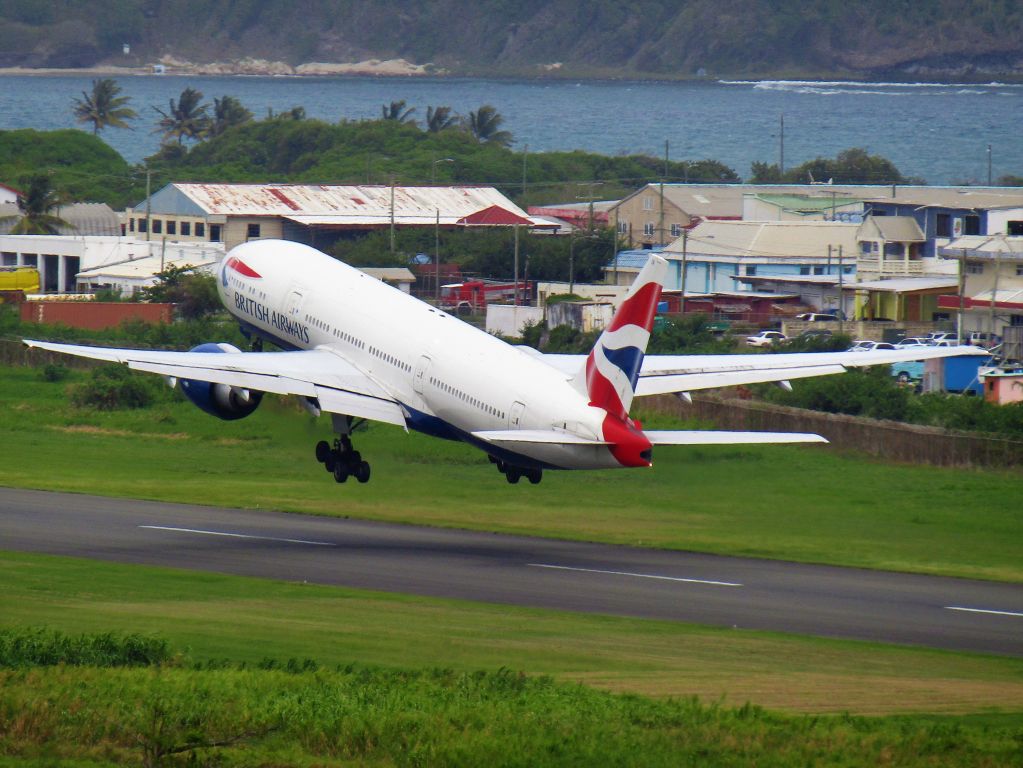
572 254 666 420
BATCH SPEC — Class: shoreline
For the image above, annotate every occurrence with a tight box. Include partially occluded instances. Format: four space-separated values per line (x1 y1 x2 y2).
1 62 1021 85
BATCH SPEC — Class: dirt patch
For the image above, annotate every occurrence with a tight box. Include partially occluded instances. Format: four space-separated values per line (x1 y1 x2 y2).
48 425 189 441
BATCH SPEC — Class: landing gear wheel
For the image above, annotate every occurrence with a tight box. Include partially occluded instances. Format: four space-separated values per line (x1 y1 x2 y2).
333 461 349 483
355 461 371 484
315 440 332 463
526 468 543 485
505 468 522 484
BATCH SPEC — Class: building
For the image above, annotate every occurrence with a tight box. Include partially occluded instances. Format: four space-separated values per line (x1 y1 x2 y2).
0 234 223 294
0 202 121 237
937 235 1023 337
127 183 553 253
526 201 615 231
0 183 18 205
742 192 863 222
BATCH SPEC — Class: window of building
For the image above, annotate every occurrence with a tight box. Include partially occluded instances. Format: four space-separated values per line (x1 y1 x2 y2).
1 252 16 266
642 196 653 211
966 262 985 275
799 266 810 275
843 265 853 274
1011 315 1023 327
152 219 163 234
137 218 148 233
964 214 981 236
642 222 655 236
745 265 756 276
195 222 205 238
936 213 951 238
1008 221 1023 236
813 266 825 275
128 218 135 232
166 220 176 235
181 221 191 236
22 254 37 267
209 224 222 242
247 223 261 239
617 220 627 234
670 223 682 238
1015 265 1023 277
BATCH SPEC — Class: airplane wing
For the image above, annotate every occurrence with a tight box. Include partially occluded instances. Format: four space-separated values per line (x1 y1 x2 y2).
537 345 989 397
23 340 407 427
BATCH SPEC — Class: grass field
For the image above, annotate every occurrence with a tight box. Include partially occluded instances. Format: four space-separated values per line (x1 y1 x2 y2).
1 364 1021 582
2 550 1023 719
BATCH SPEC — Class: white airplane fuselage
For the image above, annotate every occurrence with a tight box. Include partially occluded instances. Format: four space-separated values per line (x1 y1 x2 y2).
220 240 627 471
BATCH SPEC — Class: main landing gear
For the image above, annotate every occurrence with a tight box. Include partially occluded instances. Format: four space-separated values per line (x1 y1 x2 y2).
489 455 542 485
316 415 370 484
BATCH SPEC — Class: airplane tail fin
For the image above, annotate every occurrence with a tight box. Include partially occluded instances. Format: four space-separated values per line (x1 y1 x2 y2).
572 254 666 421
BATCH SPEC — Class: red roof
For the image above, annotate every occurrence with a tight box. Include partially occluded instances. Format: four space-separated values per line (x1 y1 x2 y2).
457 205 533 226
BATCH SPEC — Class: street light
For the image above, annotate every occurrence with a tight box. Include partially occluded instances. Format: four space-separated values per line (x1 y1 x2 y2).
432 157 453 184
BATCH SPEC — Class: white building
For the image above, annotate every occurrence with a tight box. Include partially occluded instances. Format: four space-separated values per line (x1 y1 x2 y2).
0 234 223 294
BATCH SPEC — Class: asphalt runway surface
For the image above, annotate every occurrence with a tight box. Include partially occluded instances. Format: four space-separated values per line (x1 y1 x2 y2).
2 487 1021 656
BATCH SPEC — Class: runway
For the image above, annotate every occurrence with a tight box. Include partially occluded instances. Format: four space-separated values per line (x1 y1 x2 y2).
2 487 1021 656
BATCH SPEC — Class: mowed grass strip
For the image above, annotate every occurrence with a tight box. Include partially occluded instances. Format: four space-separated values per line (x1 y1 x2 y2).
2 552 1022 716
2 364 1022 581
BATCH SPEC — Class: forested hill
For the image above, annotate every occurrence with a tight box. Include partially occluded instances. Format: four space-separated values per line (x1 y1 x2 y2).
2 0 1022 80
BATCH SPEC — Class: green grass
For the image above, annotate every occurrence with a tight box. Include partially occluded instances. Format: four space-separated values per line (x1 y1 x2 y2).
3 552 1023 717
1 365 1021 582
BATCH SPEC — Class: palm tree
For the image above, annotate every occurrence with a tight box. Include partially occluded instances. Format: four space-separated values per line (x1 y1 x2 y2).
0 175 71 235
154 87 209 145
425 106 458 132
72 78 137 135
466 105 513 147
205 95 253 138
381 100 416 124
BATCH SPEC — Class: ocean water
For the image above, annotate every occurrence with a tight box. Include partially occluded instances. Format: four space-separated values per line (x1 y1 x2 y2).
0 74 1021 185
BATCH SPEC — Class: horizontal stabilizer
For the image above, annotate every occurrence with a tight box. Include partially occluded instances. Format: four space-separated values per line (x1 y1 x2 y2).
644 430 828 445
471 429 608 445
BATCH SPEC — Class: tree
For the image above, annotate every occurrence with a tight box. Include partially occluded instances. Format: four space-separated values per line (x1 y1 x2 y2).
140 265 222 320
465 105 513 147
205 95 252 138
0 174 71 234
381 100 416 124
425 105 458 132
154 87 209 145
72 78 137 135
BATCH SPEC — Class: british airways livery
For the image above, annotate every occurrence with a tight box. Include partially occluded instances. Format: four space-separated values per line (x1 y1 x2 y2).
26 240 984 485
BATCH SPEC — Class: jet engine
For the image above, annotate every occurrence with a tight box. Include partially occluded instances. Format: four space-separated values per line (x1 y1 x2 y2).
178 343 263 420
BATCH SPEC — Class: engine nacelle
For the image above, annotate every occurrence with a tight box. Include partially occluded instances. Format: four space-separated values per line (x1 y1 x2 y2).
179 343 263 420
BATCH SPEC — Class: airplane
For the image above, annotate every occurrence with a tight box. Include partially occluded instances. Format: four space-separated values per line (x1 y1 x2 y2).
25 239 986 485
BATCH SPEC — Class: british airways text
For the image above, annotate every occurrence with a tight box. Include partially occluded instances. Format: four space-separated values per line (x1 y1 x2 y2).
234 293 311 344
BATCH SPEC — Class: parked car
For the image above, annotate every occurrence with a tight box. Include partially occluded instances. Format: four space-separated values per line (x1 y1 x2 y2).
891 360 925 384
849 340 895 351
968 332 1002 348
794 312 839 322
894 337 931 350
746 330 787 348
923 331 957 344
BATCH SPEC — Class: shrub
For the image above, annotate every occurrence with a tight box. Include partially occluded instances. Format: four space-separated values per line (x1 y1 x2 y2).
0 627 171 667
39 362 70 382
69 364 159 409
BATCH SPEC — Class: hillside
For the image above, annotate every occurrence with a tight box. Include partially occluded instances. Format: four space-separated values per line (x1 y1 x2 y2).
2 0 1022 80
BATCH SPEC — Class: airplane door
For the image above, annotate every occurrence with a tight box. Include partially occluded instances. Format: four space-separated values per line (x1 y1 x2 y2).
284 289 304 318
413 355 431 395
509 401 525 429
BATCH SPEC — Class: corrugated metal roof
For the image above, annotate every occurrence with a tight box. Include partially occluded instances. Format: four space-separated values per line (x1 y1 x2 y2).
663 220 859 260
170 183 535 220
0 202 120 236
938 235 1023 259
848 277 958 292
77 252 218 280
859 215 925 242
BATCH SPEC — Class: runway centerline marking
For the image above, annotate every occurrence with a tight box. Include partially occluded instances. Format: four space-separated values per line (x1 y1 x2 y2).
946 606 1023 618
139 525 336 547
528 563 742 587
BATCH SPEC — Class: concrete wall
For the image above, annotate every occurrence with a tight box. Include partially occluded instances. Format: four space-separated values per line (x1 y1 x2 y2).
485 304 542 338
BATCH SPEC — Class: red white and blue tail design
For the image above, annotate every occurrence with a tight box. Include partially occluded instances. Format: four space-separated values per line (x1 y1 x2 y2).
574 255 666 421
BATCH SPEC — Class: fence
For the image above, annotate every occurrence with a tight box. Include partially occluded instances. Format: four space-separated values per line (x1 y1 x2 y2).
644 393 1023 469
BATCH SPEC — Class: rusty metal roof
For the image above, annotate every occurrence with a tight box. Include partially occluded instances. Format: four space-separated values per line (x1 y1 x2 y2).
171 183 542 223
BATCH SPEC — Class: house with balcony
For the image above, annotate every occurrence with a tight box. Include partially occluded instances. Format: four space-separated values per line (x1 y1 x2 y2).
936 234 1023 338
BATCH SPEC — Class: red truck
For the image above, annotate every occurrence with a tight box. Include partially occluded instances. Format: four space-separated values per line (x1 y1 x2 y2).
440 280 531 313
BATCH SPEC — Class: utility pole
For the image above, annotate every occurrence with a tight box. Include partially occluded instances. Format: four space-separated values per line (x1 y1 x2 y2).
144 167 152 243
779 114 785 175
658 140 667 246
987 144 993 186
522 145 528 197
957 248 967 344
837 245 844 333
513 224 520 306
389 175 396 254
680 228 688 315
434 208 440 305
